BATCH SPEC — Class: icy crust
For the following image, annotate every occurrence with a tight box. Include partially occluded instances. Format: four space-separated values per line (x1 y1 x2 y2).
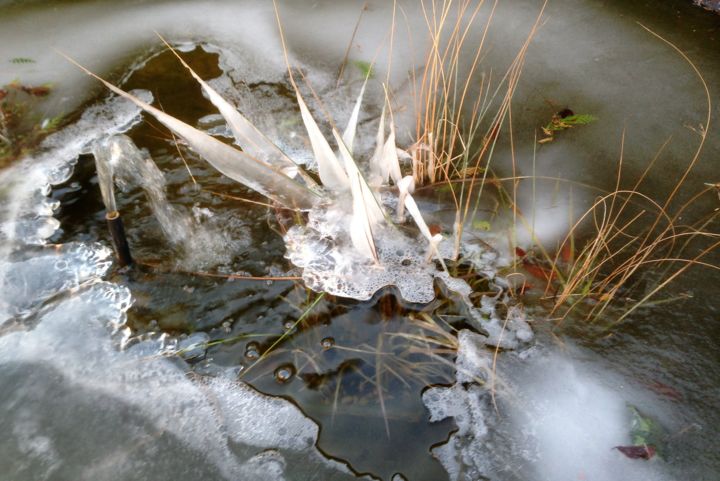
424 332 675 481
285 201 455 304
284 196 534 352
0 242 113 326
0 281 370 481
422 330 494 481
0 91 151 249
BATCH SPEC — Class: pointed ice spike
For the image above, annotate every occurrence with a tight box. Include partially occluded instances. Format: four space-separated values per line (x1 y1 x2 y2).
341 76 368 154
333 129 385 226
369 104 386 184
352 178 380 262
159 37 319 189
396 175 415 222
382 123 403 184
64 55 320 210
397 175 447 270
295 91 349 192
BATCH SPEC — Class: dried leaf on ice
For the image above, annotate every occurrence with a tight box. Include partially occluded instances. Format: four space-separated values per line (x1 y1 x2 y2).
613 445 656 460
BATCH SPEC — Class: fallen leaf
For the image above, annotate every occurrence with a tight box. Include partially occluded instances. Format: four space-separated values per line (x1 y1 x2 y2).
613 445 656 460
22 85 51 97
523 262 556 282
646 380 683 402
428 223 443 236
559 242 573 263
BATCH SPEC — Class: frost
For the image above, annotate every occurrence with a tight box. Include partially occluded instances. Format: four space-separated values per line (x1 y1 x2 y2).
422 330 494 481
424 333 675 481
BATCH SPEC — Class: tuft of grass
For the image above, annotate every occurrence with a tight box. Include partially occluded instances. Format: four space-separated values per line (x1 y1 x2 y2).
539 111 597 143
352 59 375 79
409 0 548 259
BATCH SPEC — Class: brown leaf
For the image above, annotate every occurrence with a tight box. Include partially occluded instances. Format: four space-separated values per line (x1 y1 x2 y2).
613 445 656 460
22 85 51 97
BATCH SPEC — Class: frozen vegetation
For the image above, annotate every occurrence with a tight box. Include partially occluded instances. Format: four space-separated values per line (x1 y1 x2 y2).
1 1 718 480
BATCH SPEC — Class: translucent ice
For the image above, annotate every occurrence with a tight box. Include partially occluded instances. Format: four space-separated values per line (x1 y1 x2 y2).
93 134 241 269
424 334 674 481
0 91 150 250
0 242 113 327
0 281 369 481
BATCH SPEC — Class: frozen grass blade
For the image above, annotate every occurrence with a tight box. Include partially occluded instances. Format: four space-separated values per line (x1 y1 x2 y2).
61 53 320 211
334 130 380 261
157 35 319 189
381 122 403 185
342 77 369 154
398 175 448 271
369 103 387 184
296 91 349 192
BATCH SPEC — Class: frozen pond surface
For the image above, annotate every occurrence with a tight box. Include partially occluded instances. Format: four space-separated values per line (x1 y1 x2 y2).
0 1 719 480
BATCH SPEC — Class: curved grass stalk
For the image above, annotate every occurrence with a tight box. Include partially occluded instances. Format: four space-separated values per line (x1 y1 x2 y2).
157 34 319 189
60 53 320 211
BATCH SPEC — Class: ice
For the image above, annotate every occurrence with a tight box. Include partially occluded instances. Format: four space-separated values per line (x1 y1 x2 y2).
0 242 113 327
93 134 243 269
0 280 371 481
285 200 472 304
0 91 150 250
422 330 495 481
176 332 210 361
424 333 675 481
504 353 673 481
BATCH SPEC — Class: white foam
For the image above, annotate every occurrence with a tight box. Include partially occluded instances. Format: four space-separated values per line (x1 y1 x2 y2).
285 198 470 304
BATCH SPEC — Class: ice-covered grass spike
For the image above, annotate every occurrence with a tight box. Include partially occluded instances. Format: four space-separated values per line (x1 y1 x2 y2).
295 90 349 192
334 129 382 261
371 87 402 185
60 52 320 211
156 34 318 189
342 75 369 155
398 175 448 272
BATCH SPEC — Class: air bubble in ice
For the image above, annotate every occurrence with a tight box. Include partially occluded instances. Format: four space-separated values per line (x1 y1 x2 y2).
244 342 260 360
274 364 296 383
